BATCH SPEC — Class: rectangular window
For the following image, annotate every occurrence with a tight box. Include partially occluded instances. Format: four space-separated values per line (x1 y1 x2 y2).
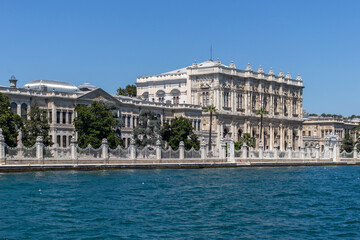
49 111 52 123
57 135 61 146
57 111 61 124
62 112 66 124
63 136 67 147
68 112 72 124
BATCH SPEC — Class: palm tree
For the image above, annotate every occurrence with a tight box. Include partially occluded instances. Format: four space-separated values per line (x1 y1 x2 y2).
256 108 267 146
203 105 218 151
239 133 255 148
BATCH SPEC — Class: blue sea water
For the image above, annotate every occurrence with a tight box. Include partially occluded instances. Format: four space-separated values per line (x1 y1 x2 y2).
1 166 360 239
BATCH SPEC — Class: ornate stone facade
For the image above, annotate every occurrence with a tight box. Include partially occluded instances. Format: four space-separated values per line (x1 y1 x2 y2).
0 77 203 149
303 117 358 152
137 59 304 150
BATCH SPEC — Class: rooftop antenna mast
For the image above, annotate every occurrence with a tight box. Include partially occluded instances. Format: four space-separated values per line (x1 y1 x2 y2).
210 43 213 61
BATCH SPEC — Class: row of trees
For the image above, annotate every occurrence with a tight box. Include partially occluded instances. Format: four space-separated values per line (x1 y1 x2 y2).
74 103 200 150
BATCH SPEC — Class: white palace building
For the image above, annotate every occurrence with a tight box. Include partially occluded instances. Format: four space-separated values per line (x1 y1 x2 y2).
0 58 304 151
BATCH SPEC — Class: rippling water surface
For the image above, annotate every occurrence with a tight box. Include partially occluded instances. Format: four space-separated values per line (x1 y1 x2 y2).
1 166 360 239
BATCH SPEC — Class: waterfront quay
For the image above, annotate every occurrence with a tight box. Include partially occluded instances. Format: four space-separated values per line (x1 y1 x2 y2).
1 159 360 172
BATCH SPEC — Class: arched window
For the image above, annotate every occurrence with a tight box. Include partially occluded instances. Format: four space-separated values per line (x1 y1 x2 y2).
142 92 149 101
10 102 17 114
156 90 165 103
237 129 243 142
171 89 180 105
21 103 27 119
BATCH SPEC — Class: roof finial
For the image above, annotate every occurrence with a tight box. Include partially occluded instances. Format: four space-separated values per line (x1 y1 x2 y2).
268 67 275 76
245 63 252 71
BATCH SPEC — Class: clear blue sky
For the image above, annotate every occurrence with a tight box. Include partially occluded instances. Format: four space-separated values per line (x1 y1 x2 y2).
0 0 359 116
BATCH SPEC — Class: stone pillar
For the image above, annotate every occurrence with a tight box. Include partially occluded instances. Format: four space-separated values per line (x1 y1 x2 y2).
315 144 320 160
220 140 226 160
36 136 44 164
259 141 264 159
0 129 5 165
130 116 134 128
353 146 358 159
241 142 248 160
201 139 206 160
156 139 161 161
274 143 279 159
130 139 136 160
287 143 292 159
70 135 77 165
179 141 184 160
228 139 235 162
102 138 109 163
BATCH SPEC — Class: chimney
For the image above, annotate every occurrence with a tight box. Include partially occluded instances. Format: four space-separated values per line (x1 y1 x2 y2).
9 75 17 88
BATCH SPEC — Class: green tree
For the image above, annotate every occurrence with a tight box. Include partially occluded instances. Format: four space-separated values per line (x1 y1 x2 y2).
100 101 124 146
203 105 218 151
0 93 23 147
117 85 137 97
21 103 52 147
238 133 255 149
256 107 267 145
341 130 354 153
133 110 162 148
74 101 121 149
161 116 200 150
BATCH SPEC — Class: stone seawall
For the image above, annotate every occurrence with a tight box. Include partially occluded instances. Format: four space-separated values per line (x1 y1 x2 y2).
0 160 359 172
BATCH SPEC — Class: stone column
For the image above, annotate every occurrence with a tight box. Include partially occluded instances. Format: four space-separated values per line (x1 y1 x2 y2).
130 116 134 128
220 140 226 160
0 129 5 165
287 143 292 159
280 125 284 151
102 138 109 163
70 135 77 165
201 139 206 160
130 139 136 160
274 143 279 159
228 139 235 162
36 136 44 164
269 125 274 150
179 141 184 160
156 139 161 161
315 144 320 160
259 141 264 159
